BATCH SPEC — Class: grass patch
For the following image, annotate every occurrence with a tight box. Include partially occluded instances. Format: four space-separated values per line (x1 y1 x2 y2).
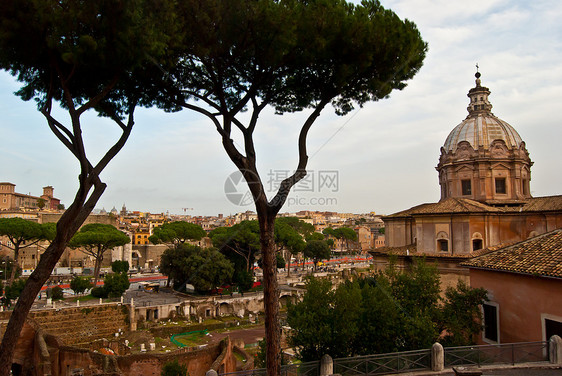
72 295 98 302
234 351 247 363
171 330 208 347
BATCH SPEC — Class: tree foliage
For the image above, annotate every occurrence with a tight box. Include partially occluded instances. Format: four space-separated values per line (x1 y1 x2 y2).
158 0 426 372
275 217 312 275
209 221 260 275
111 260 130 274
160 244 234 294
303 240 331 270
438 280 488 347
324 226 358 252
0 1 176 370
103 272 130 298
70 276 92 295
236 270 255 293
3 278 26 305
51 286 64 300
37 198 46 210
0 218 54 283
149 221 206 246
69 224 130 287
287 259 488 361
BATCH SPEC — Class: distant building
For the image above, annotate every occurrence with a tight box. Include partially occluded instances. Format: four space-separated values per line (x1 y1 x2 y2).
0 183 62 211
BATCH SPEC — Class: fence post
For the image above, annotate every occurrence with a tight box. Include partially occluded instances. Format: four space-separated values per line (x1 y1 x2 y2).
431 342 444 371
320 354 333 376
549 335 562 365
206 369 218 376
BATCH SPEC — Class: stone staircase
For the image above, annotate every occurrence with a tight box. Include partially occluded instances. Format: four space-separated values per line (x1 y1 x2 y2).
29 304 129 347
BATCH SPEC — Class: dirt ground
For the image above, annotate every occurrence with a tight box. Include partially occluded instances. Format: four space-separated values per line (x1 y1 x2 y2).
204 325 266 347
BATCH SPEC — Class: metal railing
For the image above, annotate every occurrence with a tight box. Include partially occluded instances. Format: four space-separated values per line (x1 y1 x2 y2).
219 340 550 376
444 341 549 367
220 360 320 376
333 349 431 375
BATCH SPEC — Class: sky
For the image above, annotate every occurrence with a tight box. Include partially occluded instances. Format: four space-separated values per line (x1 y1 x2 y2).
1 0 561 217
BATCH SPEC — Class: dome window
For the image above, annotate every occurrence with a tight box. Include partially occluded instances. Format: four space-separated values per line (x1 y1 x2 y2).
495 178 506 194
461 179 472 195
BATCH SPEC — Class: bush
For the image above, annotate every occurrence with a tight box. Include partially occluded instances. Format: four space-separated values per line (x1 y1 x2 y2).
51 286 64 300
111 260 129 274
236 270 254 293
91 286 108 298
4 278 26 303
70 276 92 295
276 253 286 269
104 272 130 297
161 360 188 376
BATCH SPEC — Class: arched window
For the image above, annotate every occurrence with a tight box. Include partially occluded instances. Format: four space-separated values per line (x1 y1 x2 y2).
436 231 449 252
472 232 483 251
438 239 449 252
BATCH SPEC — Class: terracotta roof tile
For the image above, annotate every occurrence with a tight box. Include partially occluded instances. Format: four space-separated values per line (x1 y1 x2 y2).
383 195 562 218
369 244 498 259
461 229 562 278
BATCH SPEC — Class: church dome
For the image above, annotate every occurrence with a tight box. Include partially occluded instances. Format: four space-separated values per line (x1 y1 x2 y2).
436 70 532 204
442 72 524 153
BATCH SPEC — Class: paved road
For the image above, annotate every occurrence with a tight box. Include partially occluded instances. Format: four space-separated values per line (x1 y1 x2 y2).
480 369 562 375
417 366 562 376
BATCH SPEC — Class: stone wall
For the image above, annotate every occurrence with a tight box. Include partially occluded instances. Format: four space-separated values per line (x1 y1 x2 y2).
3 306 239 376
52 335 235 376
29 304 129 347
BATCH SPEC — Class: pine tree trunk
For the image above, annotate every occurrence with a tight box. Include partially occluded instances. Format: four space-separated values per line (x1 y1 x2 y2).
8 254 17 285
92 250 103 288
0 181 105 376
258 211 281 376
0 219 78 375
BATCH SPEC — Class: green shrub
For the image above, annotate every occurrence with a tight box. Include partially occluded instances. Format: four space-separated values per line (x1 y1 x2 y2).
104 272 130 297
4 278 26 304
161 359 188 376
70 276 92 295
91 286 108 298
51 286 64 300
111 260 129 274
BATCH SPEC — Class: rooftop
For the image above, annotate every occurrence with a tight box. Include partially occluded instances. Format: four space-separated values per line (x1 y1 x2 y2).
461 229 562 279
384 195 562 218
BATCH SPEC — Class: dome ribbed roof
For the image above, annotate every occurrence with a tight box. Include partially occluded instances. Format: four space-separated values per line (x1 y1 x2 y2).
442 72 524 153
443 115 523 152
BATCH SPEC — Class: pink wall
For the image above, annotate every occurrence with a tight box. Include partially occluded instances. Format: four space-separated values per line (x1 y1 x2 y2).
470 269 562 343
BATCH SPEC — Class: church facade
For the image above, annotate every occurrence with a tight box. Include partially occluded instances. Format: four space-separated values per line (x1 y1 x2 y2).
374 72 562 264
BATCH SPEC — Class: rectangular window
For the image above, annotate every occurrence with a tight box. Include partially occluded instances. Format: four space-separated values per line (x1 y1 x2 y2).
472 239 483 251
495 178 506 194
438 239 448 252
545 318 562 340
461 180 472 195
483 303 499 343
